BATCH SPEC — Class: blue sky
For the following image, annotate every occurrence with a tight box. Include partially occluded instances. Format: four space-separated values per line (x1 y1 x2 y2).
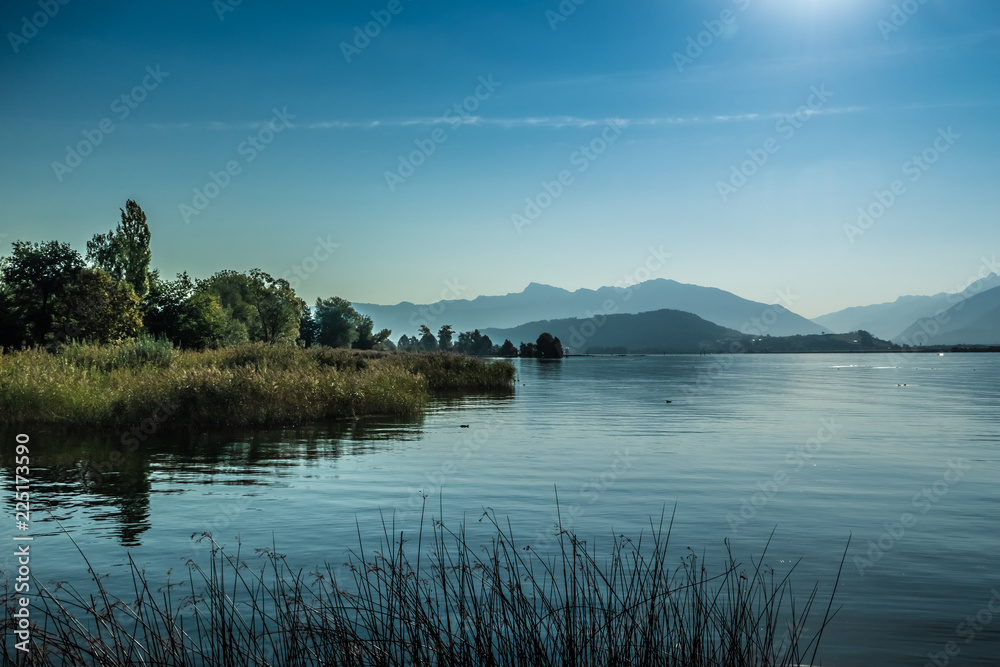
1 0 998 319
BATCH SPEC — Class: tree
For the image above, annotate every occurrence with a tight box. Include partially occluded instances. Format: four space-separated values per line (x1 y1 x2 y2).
418 325 437 351
177 291 227 349
248 269 305 344
437 324 454 350
353 314 391 350
143 271 193 342
298 308 318 347
315 297 360 348
473 331 495 356
498 339 518 357
536 332 565 358
56 268 143 344
199 269 303 344
87 199 152 299
397 334 412 350
0 240 84 346
454 329 494 356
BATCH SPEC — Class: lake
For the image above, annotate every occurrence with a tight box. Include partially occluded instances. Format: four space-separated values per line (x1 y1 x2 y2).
3 353 999 665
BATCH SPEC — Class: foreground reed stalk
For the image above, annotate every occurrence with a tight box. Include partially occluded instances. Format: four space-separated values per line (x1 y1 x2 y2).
2 505 847 666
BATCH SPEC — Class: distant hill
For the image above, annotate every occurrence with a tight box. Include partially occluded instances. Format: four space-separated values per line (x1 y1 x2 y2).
481 308 741 354
894 285 1000 346
813 273 1000 340
481 310 900 355
354 279 827 339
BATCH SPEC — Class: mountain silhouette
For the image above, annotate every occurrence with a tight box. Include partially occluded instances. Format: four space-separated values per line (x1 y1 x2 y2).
813 273 1000 339
481 308 742 354
894 284 1000 346
354 279 826 339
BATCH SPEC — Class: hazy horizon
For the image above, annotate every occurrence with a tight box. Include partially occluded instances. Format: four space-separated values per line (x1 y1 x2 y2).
2 0 998 319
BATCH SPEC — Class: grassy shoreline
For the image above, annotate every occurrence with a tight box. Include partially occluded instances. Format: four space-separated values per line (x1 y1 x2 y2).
0 340 516 430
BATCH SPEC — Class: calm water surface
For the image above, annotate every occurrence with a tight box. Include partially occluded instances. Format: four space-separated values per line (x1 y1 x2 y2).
2 353 999 665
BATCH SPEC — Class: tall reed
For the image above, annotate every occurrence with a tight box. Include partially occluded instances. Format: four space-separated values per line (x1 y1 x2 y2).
2 505 847 666
0 343 516 429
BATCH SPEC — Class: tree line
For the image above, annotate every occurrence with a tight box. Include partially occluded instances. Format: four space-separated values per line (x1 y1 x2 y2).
395 325 564 358
0 200 385 351
0 200 567 358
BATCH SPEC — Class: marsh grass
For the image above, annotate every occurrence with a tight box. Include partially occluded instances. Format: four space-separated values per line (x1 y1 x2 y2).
0 342 515 429
3 506 847 666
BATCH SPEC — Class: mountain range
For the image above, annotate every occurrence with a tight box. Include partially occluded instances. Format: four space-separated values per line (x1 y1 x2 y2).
894 284 1000 346
813 273 1000 340
352 274 1000 349
354 279 827 340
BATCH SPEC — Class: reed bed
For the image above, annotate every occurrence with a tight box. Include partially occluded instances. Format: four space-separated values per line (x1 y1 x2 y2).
0 341 516 429
2 506 846 666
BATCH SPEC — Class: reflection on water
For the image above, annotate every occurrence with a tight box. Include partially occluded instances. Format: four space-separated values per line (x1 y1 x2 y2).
1 415 428 547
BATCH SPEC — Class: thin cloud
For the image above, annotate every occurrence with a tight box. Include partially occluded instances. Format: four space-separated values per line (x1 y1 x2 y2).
138 106 868 132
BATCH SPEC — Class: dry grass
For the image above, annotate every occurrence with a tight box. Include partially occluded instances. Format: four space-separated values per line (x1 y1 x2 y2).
0 341 515 429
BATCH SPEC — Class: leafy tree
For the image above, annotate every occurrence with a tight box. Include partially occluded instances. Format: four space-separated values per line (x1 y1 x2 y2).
56 268 142 344
143 271 194 342
418 324 437 351
87 199 152 299
0 240 84 346
315 296 360 348
519 342 537 357
250 270 305 344
353 314 391 350
536 332 565 358
473 331 495 356
454 329 494 356
397 334 412 350
455 330 474 354
177 291 227 349
498 339 518 357
298 308 318 347
437 324 454 350
199 269 303 343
